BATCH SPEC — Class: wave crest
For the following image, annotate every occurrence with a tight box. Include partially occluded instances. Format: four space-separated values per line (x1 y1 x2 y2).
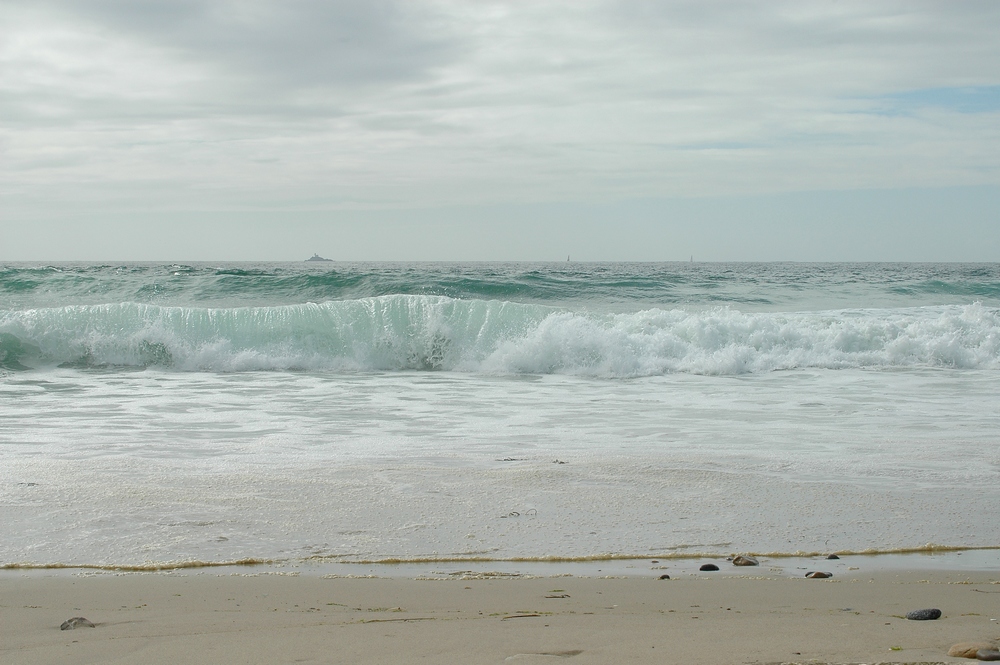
1 296 998 376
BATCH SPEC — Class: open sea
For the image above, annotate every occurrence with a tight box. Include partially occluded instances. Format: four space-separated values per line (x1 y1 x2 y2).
2 262 999 571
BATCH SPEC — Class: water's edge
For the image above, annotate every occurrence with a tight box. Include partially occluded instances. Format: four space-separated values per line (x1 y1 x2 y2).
4 545 999 576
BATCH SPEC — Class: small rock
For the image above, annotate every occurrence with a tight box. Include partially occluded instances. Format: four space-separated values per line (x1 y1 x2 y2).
978 649 1000 661
948 642 996 658
699 564 719 572
826 554 840 560
804 571 832 579
905 608 942 621
60 617 95 630
732 555 758 567
658 574 670 580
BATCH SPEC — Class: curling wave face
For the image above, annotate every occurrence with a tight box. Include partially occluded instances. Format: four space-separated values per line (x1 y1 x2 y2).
2 296 998 375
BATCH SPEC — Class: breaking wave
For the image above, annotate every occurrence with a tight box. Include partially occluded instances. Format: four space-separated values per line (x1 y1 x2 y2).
1 296 998 376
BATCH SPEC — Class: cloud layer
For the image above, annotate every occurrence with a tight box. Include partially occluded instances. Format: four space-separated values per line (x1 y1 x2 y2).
2 0 999 253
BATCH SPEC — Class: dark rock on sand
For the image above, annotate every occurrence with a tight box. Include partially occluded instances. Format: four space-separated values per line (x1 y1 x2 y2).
949 642 997 658
804 571 832 579
658 574 671 580
60 617 95 630
731 555 758 566
977 649 1000 661
826 554 840 559
699 564 719 572
905 608 942 620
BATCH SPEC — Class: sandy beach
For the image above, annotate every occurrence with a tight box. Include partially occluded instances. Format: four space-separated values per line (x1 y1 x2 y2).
3 564 999 665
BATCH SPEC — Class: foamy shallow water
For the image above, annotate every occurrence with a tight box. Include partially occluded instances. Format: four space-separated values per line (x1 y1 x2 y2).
3 262 999 569
3 366 999 568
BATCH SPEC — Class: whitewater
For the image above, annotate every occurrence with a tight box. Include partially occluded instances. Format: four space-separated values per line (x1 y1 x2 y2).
2 262 999 570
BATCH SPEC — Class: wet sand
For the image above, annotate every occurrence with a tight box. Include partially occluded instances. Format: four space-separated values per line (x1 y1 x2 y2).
3 566 999 664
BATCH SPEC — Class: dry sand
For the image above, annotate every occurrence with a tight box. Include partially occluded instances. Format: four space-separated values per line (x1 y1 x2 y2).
3 567 999 664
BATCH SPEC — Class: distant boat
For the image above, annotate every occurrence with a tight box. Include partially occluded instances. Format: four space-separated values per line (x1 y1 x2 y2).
306 254 332 262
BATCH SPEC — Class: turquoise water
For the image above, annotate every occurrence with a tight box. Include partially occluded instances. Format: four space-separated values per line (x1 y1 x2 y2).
4 262 1000 311
1 262 999 569
2 262 999 375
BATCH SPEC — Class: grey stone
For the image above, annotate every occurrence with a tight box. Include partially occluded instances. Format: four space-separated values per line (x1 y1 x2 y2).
699 564 719 572
977 649 1000 661
804 571 832 578
826 554 840 559
658 574 670 580
905 608 941 620
60 617 95 630
732 555 758 566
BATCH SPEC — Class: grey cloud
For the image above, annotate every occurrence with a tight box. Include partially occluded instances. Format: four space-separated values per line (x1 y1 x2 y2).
605 0 1000 90
3 0 1000 222
0 0 467 138
28 0 463 91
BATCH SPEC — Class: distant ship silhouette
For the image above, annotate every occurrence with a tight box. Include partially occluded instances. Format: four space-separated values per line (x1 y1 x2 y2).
306 254 332 262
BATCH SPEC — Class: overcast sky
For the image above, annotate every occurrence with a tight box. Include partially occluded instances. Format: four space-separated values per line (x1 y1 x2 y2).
2 0 999 261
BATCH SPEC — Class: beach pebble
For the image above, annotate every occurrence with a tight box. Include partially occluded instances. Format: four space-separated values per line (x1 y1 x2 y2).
826 554 840 559
905 608 942 620
658 574 670 580
60 617 95 630
699 564 719 572
731 555 758 566
804 571 832 579
948 642 996 658
977 649 1000 661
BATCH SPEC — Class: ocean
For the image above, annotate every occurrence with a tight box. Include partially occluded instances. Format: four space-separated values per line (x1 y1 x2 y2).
2 262 999 571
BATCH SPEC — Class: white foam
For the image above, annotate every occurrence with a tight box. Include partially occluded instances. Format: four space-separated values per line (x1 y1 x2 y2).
3 367 999 567
1 297 998 375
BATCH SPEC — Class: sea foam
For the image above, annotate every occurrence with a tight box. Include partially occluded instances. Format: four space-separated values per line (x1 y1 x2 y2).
1 296 998 376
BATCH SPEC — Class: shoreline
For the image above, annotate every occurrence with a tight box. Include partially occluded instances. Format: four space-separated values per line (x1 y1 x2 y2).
4 547 1000 579
3 566 999 664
